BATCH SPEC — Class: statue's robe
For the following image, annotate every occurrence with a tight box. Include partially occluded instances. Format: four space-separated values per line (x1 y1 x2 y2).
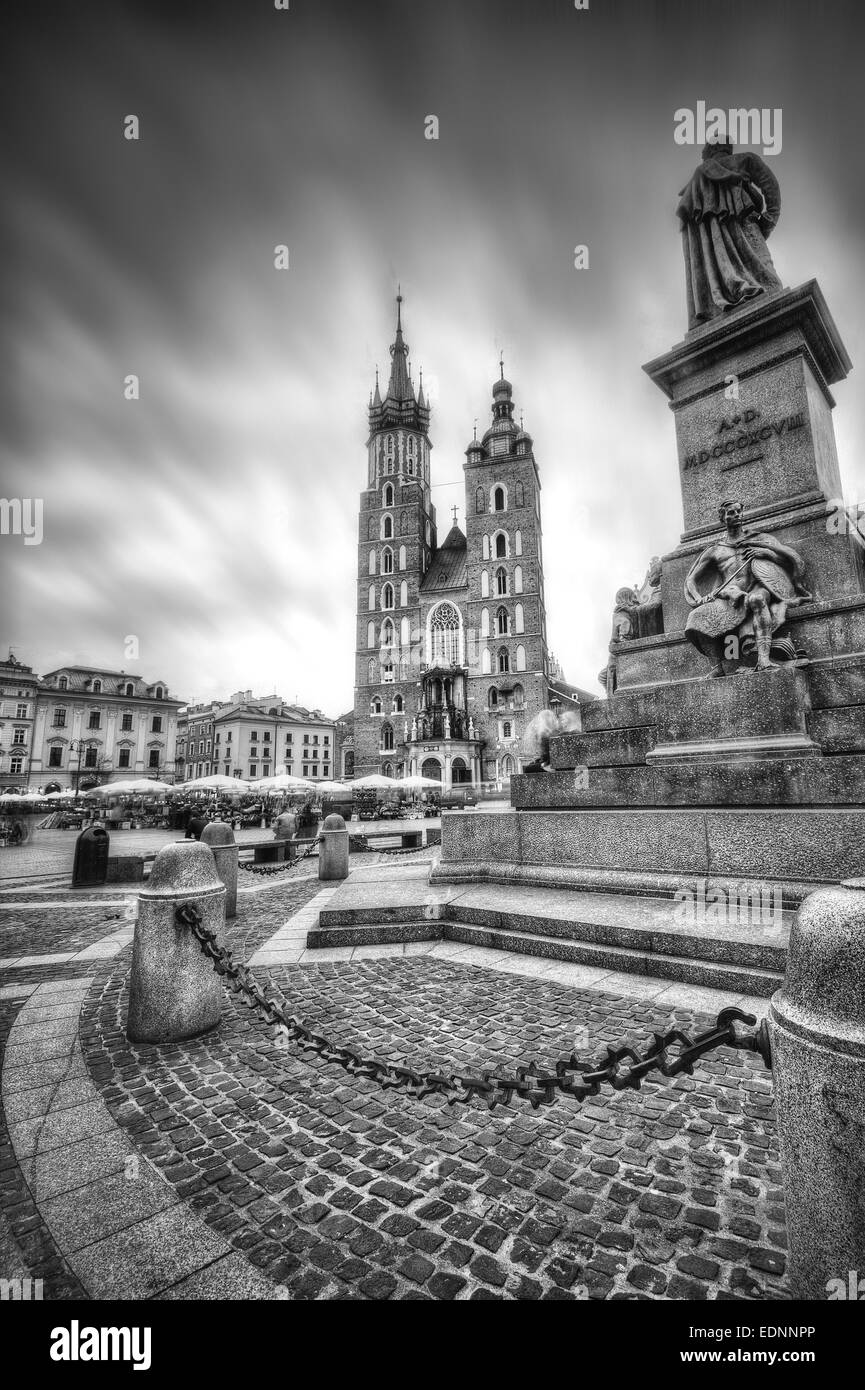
685 530 805 651
677 152 782 329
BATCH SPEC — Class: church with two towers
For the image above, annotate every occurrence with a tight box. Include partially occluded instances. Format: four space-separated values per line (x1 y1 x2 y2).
352 296 570 790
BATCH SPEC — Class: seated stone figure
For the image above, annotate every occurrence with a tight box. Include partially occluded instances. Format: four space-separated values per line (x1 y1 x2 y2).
684 498 811 676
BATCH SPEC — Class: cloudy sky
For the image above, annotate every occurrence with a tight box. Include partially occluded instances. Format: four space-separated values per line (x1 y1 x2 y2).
3 0 864 711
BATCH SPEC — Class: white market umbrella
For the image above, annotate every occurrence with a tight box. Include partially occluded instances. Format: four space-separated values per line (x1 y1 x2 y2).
398 775 442 790
351 774 399 791
251 773 316 792
85 779 174 797
315 780 353 795
180 775 252 792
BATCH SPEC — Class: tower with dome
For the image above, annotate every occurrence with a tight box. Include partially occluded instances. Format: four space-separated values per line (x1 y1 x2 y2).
352 294 560 791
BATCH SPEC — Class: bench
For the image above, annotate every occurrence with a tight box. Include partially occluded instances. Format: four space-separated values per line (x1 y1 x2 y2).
348 827 441 853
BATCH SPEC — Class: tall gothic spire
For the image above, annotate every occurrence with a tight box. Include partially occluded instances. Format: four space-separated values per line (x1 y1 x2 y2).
384 288 415 404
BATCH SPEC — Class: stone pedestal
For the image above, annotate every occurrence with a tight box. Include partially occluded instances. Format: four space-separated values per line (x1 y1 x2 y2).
768 879 865 1299
201 821 238 919
319 813 349 881
126 843 225 1044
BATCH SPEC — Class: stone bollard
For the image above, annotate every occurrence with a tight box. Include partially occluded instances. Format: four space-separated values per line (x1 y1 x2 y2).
768 876 865 1300
126 843 226 1044
318 812 349 881
201 821 238 919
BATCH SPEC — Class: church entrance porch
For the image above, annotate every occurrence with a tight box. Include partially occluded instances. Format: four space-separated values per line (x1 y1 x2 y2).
407 736 483 792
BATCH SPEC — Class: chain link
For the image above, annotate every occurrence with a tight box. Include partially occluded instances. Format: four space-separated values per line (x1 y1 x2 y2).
237 836 321 876
176 902 772 1112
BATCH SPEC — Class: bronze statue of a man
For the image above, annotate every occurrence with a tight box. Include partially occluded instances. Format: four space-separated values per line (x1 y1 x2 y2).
684 500 811 676
677 139 782 330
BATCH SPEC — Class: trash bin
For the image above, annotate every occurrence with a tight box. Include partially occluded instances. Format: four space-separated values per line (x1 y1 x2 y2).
71 824 110 888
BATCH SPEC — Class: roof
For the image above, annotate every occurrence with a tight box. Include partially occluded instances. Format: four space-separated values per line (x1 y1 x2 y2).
419 526 467 593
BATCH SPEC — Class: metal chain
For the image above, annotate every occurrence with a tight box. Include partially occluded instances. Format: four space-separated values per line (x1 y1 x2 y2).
237 837 321 876
177 902 772 1112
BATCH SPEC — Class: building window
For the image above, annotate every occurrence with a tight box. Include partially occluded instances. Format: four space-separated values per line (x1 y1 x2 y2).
429 602 461 667
227 731 232 742
84 746 98 768
369 548 376 575
488 688 498 708
483 534 490 561
57 676 68 690
303 735 309 744
124 681 135 696
515 603 525 633
496 606 509 636
382 664 395 684
382 514 393 540
493 486 506 512
118 747 131 768
515 530 522 556
368 514 376 541
381 547 393 574
53 709 67 728
12 727 26 745
10 756 23 775
514 564 523 593
503 721 512 739
392 694 404 714
92 679 102 694
16 703 28 718
513 683 525 708
368 584 375 611
384 483 394 508
482 648 491 675
48 746 63 768
367 657 376 683
154 686 164 699
516 644 527 672
367 621 376 649
380 618 395 647
249 764 257 777
381 723 394 751
481 569 489 598
121 713 133 731
496 567 508 596
370 696 382 715
399 580 408 607
88 712 101 730
324 735 329 745
498 647 510 674
152 716 162 733
382 583 394 609
495 532 508 558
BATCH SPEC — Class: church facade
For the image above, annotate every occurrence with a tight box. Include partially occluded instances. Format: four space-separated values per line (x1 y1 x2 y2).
352 297 552 790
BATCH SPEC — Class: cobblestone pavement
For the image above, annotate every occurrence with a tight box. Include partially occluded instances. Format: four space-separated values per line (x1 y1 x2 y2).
0 879 787 1302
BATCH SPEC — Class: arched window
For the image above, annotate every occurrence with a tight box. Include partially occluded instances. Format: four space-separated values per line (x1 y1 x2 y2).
513 683 524 707
429 602 461 666
383 761 394 778
516 644 527 672
370 696 382 715
399 654 410 680
386 435 395 471
498 647 510 673
57 676 68 690
92 679 102 693
381 547 393 574
368 516 376 541
399 580 408 607
123 682 134 697
407 435 416 466
367 621 376 649
367 657 376 683
481 648 491 674
476 487 485 514
368 584 375 611
369 548 376 575
503 721 512 739
515 530 523 556
496 566 508 596
496 606 509 635
514 564 523 593
398 544 407 570
381 514 393 540
383 483 394 508
392 694 404 714
480 607 490 638
516 481 525 507
382 583 394 610
482 535 490 561
488 687 498 708
481 569 490 599
381 723 394 751
382 663 395 684
493 486 506 512
495 532 508 558
380 618 395 647
425 520 431 545
515 603 524 633
400 616 411 646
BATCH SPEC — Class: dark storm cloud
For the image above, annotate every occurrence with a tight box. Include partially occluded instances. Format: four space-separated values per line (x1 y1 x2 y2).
2 0 863 703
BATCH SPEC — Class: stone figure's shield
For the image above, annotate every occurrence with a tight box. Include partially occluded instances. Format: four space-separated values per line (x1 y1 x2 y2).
685 597 743 639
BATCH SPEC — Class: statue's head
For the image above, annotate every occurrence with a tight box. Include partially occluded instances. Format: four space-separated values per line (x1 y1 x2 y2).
718 498 744 526
615 586 639 609
702 137 733 160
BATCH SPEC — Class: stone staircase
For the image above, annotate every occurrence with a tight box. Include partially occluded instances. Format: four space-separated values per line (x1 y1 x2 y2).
307 866 789 997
